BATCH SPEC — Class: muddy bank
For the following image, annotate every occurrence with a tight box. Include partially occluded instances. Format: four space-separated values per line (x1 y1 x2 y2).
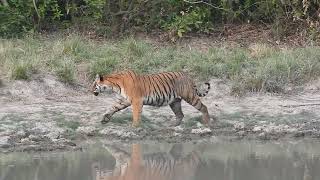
1 74 320 152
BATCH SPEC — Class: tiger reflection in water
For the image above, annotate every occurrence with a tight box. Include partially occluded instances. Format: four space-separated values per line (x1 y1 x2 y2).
92 144 203 180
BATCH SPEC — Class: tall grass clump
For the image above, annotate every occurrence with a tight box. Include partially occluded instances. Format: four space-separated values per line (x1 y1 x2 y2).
89 56 119 78
230 47 320 95
54 59 76 84
0 37 41 80
122 38 150 58
11 63 34 80
62 35 95 62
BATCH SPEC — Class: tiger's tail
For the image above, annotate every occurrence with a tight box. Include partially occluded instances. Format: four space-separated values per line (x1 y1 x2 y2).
195 82 210 97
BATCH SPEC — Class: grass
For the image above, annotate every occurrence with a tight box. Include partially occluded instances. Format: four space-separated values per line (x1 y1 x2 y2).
57 119 81 130
1 34 320 95
11 62 35 80
111 113 153 128
55 59 75 83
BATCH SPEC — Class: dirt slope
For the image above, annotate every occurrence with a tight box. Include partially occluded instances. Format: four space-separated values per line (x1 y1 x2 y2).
1 74 320 152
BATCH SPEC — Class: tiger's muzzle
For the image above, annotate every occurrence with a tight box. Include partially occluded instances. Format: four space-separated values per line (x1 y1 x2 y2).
93 87 100 96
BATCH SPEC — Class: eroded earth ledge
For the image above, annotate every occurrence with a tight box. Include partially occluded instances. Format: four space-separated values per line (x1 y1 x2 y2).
1 75 320 152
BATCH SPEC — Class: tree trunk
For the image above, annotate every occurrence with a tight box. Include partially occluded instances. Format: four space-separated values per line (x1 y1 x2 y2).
1 0 8 6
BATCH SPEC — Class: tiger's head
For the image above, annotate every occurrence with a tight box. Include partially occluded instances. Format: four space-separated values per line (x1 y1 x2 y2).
91 74 113 96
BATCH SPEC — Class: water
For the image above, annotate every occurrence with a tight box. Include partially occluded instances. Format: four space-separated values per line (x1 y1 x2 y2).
1 140 320 180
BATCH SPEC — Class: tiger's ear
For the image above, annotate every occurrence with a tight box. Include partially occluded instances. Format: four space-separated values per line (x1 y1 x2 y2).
95 74 103 81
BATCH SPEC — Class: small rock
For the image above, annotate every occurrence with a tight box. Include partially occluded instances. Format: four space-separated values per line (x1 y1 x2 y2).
45 131 60 140
76 126 97 136
196 122 203 128
191 127 212 135
20 138 32 144
56 138 77 146
0 136 10 148
173 126 184 132
293 131 305 138
16 130 27 138
252 126 263 132
258 132 267 139
237 130 246 136
134 127 143 133
234 122 245 130
31 122 64 135
173 132 181 137
28 135 42 142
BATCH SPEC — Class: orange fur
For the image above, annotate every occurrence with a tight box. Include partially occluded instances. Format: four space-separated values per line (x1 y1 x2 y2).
91 70 212 127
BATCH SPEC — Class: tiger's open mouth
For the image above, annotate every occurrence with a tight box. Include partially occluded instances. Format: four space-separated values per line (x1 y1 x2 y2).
93 91 99 96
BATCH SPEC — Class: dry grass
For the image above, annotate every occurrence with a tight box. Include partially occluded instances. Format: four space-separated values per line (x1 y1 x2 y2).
1 34 320 95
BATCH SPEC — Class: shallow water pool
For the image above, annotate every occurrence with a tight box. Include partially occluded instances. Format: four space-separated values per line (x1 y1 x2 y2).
1 139 320 180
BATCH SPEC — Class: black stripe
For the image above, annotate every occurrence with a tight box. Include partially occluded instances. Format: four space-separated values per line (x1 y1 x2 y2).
154 75 168 106
159 74 173 95
162 73 174 88
151 76 162 105
159 91 166 106
169 72 179 78
115 84 121 93
162 73 176 95
151 77 161 105
146 96 150 104
127 71 136 84
205 82 210 89
145 75 152 97
160 74 173 102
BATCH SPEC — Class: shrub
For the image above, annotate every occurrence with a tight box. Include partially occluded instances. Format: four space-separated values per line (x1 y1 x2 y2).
55 60 75 84
11 63 34 80
89 57 118 79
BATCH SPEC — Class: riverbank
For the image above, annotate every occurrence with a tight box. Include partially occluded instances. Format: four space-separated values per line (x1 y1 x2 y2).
1 73 320 153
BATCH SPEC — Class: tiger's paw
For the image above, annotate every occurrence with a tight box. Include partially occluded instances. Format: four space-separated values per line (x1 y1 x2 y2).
101 114 112 124
131 122 140 128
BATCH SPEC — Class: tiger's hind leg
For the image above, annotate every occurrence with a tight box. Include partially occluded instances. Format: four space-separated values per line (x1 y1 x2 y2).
169 98 184 127
183 95 210 126
101 99 131 124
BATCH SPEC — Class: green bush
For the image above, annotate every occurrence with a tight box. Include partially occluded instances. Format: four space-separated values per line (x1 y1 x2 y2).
163 6 212 39
1 0 319 38
0 2 34 38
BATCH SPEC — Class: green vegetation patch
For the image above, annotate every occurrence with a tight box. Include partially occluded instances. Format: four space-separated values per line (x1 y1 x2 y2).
1 35 320 95
57 120 81 131
55 60 75 84
111 113 153 128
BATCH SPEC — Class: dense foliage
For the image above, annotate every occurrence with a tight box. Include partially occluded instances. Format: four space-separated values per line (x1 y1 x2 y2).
1 0 319 38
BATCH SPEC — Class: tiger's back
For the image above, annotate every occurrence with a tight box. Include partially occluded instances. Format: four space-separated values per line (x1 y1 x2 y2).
137 72 194 106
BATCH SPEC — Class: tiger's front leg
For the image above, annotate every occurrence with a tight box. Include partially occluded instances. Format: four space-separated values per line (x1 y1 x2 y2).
101 99 131 124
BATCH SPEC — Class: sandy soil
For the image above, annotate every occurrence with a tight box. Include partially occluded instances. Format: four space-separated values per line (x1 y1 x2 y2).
1 74 320 152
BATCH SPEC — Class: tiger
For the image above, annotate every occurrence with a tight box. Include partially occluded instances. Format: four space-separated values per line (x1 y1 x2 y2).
93 144 203 180
91 70 212 127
